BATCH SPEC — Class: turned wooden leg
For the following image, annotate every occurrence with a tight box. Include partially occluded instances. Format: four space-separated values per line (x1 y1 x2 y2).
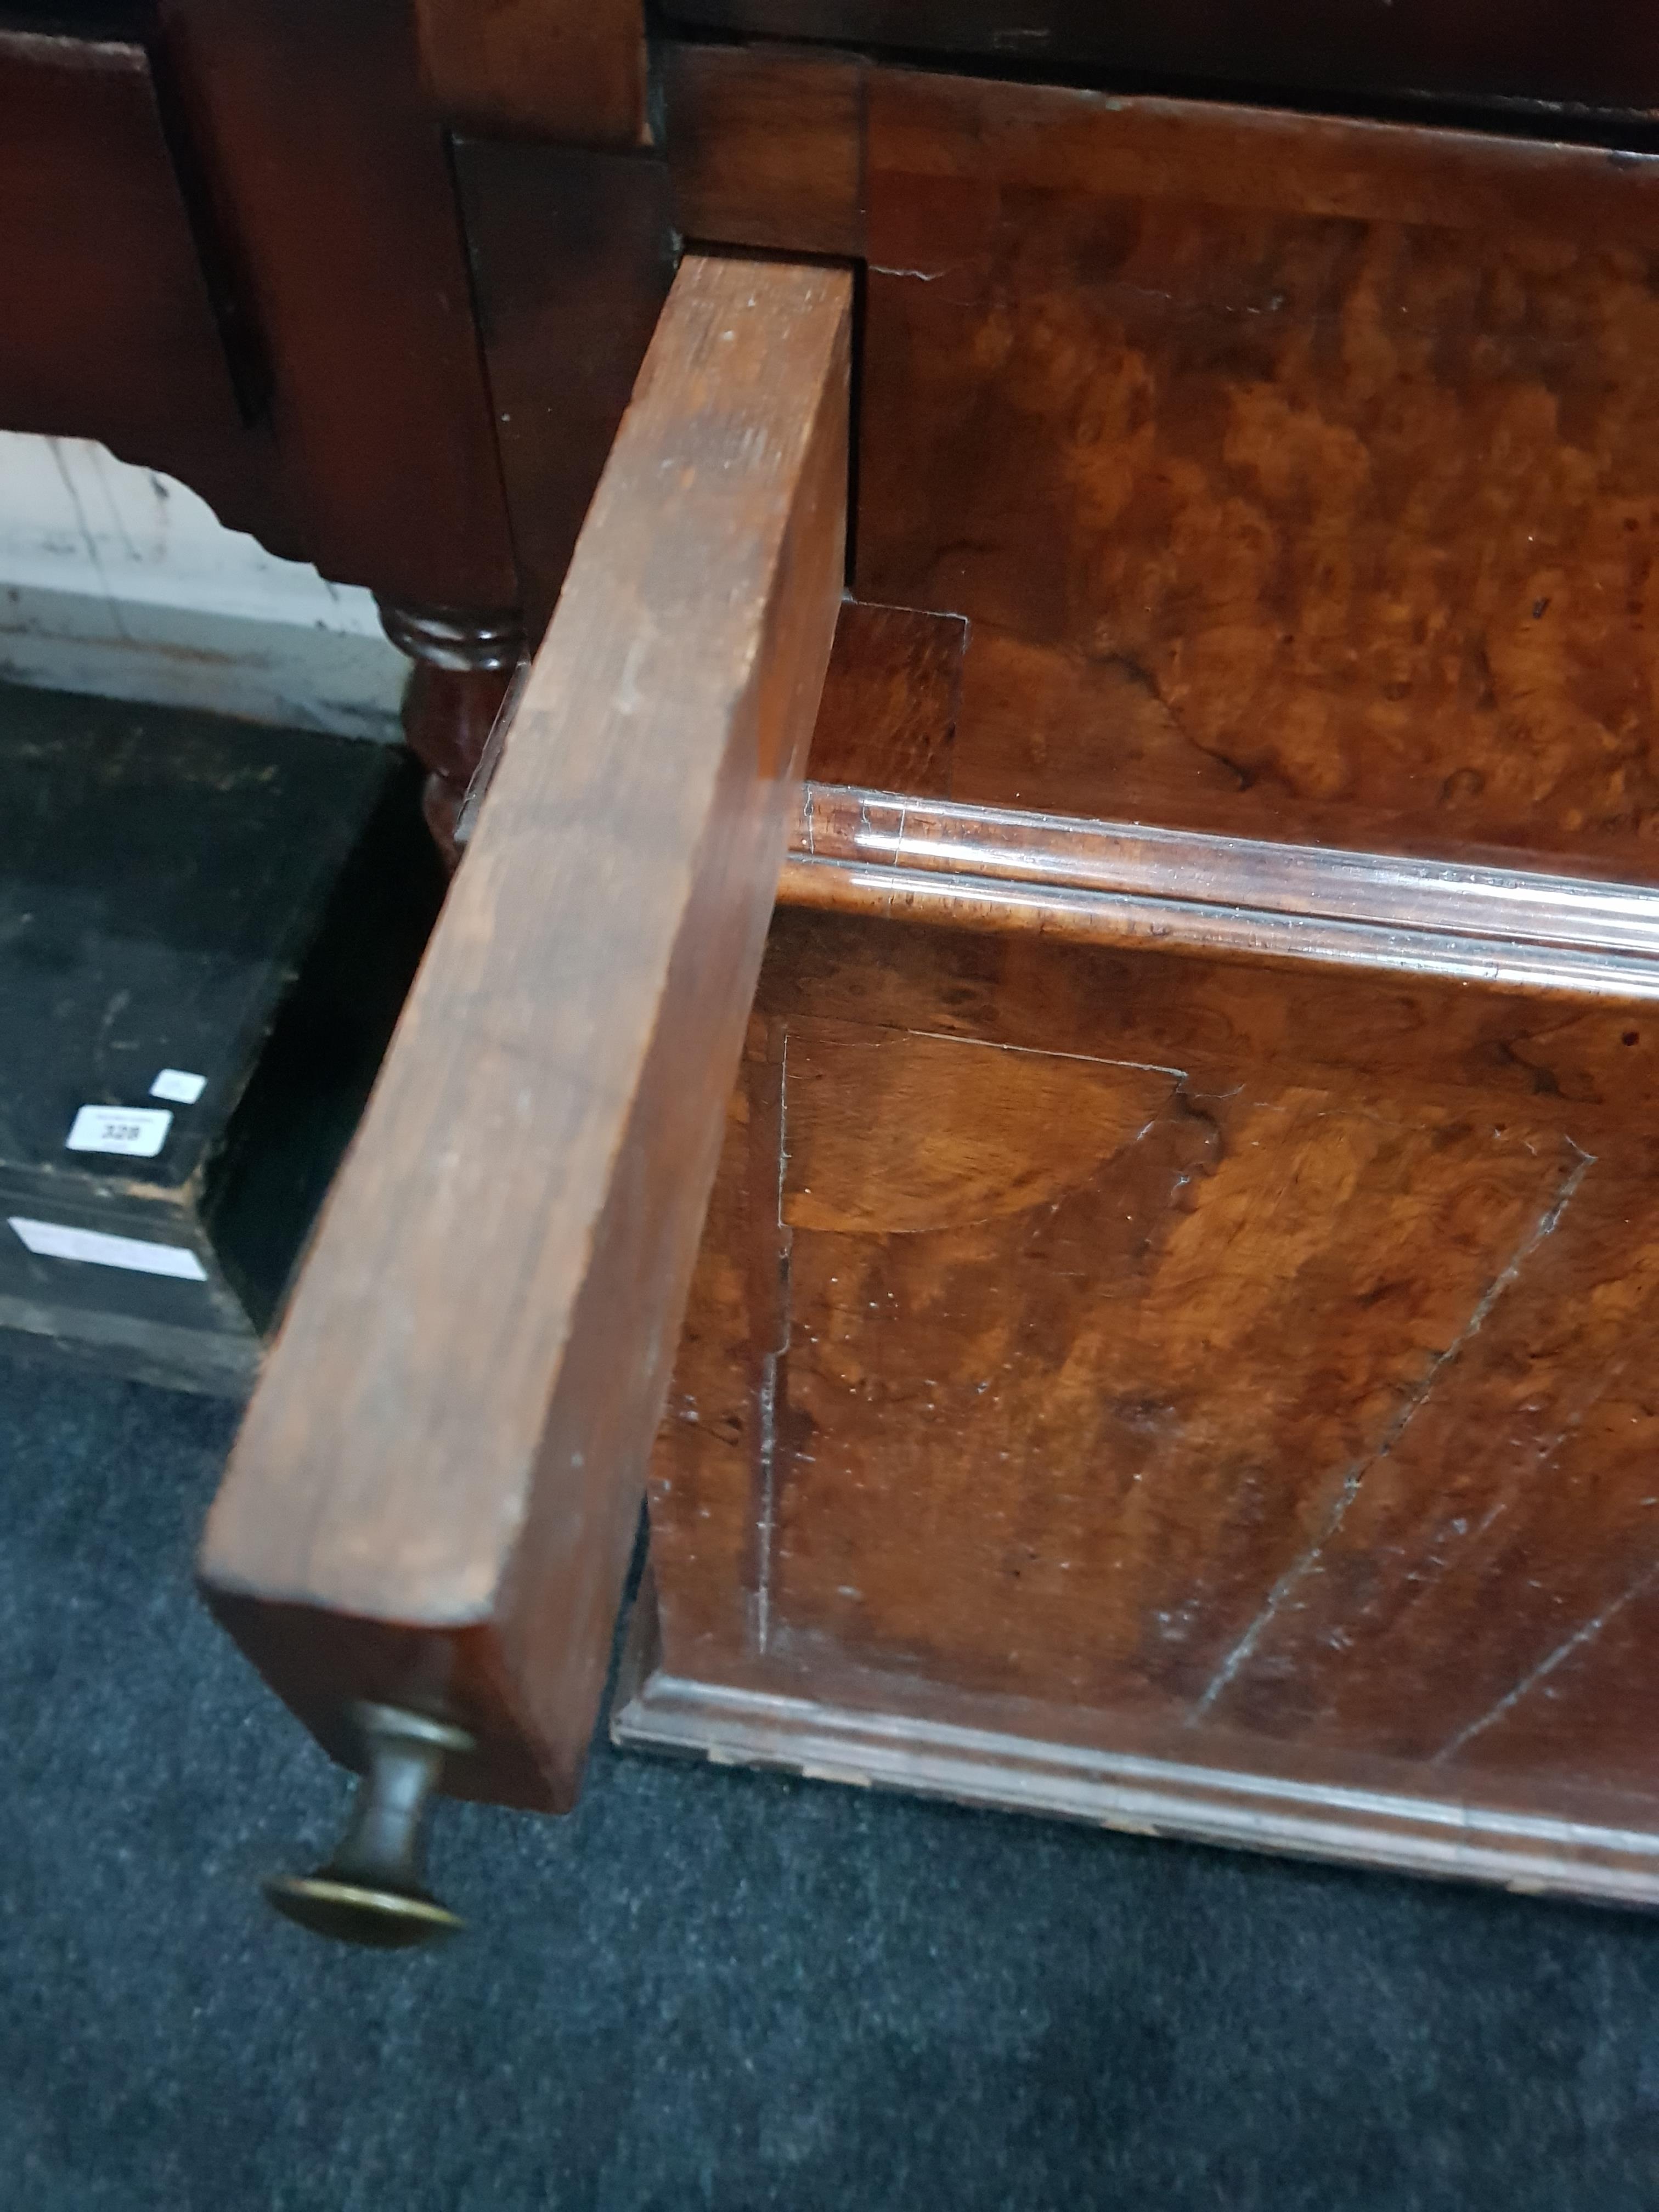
377 601 524 867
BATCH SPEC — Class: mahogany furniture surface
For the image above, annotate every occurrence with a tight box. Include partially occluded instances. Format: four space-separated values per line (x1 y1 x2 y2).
663 0 1659 116
13 0 1659 1910
617 755 1659 1904
413 0 648 147
155 0 520 612
669 52 1659 877
453 136 675 638
0 24 283 546
200 253 851 1810
0 1 675 807
616 48 1659 1907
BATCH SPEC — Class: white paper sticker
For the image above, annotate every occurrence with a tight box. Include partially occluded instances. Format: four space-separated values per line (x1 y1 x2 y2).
150 1068 207 1105
9 1216 208 1281
65 1105 173 1159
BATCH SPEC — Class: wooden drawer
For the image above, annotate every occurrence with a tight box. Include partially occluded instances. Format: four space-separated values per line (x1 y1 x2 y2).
193 64 1659 1934
199 251 855 1826
622 782 1659 1900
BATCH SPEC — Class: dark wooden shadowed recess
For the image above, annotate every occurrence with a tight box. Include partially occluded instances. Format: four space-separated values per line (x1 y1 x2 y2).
662 0 1659 116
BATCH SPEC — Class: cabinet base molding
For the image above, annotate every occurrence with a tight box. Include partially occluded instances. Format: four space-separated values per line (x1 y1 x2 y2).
613 1657 1659 1912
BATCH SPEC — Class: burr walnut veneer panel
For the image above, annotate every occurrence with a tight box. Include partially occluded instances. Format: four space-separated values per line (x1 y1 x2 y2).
624 882 1659 1903
856 75 1659 872
615 545 1659 1905
668 57 1659 874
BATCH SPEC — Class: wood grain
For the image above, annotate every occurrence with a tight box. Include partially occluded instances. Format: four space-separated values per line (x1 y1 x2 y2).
661 55 1659 870
638 47 1659 1899
667 41 865 258
640 835 1659 1890
1200 1150 1659 1764
157 0 518 608
613 1657 1659 1910
454 137 674 641
758 901 1659 1146
200 255 852 1811
766 1019 1577 1715
781 785 1659 998
415 0 648 148
805 605 962 795
1462 1571 1659 1799
662 1 1659 117
853 71 1659 871
0 27 284 550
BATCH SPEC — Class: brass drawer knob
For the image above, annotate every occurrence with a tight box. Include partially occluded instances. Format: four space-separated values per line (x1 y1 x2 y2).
265 1703 473 1950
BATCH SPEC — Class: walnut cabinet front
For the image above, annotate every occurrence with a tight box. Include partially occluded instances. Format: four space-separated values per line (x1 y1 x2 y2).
189 40 1659 1917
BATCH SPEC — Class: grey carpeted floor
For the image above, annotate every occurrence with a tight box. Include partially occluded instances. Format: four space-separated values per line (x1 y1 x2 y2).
5 1342 1659 2210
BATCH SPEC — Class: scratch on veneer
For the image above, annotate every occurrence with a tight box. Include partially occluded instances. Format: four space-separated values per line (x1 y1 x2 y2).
870 264 957 284
909 1029 1189 1081
754 1352 780 1658
1188 1141 1597 1724
753 1035 793 1660
884 798 910 926
1253 1101 1423 1134
1434 1554 1659 1763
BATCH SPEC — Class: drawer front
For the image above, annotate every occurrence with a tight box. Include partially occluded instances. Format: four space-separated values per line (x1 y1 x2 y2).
191 53 1659 1922
198 252 853 1815
619 712 1659 1901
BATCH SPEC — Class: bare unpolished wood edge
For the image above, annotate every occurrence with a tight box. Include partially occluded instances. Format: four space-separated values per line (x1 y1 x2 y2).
0 29 145 70
612 1657 1659 1911
780 784 1659 1000
199 255 852 1809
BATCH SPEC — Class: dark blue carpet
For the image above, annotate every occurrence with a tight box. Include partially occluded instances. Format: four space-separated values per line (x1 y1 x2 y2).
4 1341 1659 2209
